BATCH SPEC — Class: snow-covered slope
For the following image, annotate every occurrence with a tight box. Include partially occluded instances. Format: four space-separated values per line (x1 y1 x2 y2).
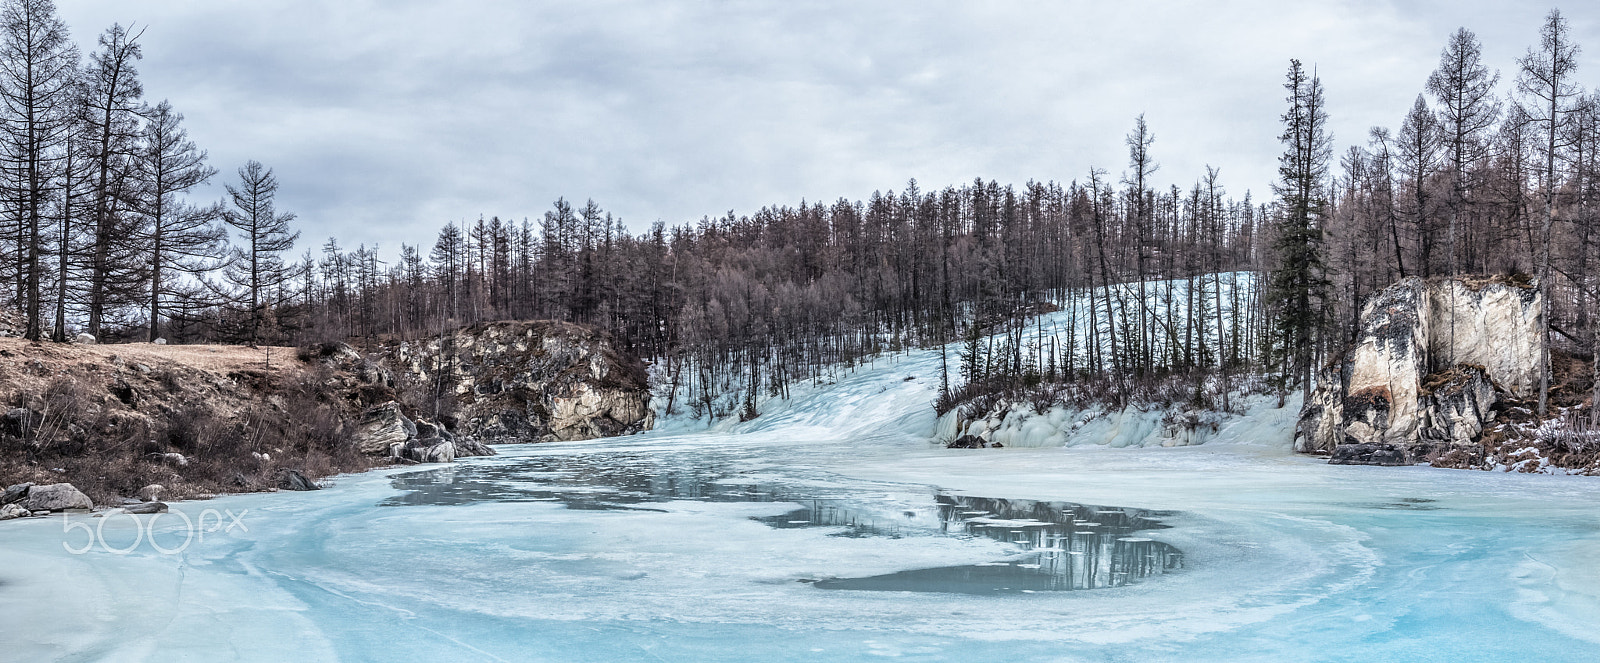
659 271 1294 451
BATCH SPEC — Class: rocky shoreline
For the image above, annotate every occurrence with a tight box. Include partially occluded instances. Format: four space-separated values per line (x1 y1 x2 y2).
935 275 1596 474
0 320 654 516
1298 275 1599 473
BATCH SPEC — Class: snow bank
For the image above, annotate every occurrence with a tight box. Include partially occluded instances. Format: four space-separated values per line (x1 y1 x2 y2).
935 391 1302 450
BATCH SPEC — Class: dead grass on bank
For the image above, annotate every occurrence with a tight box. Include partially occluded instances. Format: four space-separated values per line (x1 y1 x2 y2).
0 338 386 505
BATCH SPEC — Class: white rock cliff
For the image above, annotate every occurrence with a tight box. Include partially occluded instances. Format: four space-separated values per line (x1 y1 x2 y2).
1297 276 1543 462
382 321 653 443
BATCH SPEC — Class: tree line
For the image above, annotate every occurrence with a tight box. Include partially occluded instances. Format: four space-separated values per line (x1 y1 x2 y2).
0 0 297 346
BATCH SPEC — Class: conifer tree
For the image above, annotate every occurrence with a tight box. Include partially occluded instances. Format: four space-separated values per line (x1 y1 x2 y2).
1426 27 1500 274
220 160 299 344
137 100 223 341
1266 59 1332 403
0 0 76 340
81 23 145 338
1516 9 1581 416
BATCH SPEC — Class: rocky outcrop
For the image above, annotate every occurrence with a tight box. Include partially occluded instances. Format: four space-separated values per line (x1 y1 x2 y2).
0 335 487 506
276 469 320 491
350 400 491 464
354 402 416 455
379 321 652 443
301 342 395 389
1426 277 1544 398
1297 276 1543 463
0 320 647 507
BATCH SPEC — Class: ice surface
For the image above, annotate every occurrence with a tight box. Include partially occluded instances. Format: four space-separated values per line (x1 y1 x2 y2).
5 313 1600 661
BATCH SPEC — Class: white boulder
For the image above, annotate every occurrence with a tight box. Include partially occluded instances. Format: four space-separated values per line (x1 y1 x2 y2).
136 484 165 502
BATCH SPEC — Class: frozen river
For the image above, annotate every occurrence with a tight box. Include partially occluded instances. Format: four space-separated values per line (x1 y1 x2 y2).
5 329 1600 661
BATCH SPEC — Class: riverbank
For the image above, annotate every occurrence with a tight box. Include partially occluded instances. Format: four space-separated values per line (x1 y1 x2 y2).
0 320 654 510
0 337 391 507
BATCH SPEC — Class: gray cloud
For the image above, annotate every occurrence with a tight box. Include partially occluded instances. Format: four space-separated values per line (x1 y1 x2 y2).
57 1 1600 257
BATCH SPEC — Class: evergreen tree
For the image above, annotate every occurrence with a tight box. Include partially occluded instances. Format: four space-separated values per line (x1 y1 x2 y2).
1266 59 1332 403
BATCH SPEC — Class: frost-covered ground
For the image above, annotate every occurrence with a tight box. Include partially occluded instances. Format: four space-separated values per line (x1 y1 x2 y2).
5 307 1600 661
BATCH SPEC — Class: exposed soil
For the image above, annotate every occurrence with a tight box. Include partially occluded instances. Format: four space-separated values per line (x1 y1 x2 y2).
0 338 387 506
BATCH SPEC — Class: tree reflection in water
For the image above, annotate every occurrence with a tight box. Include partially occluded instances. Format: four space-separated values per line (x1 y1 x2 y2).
381 452 1183 593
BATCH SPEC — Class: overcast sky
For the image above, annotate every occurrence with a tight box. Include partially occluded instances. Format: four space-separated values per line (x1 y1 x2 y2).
56 1 1600 257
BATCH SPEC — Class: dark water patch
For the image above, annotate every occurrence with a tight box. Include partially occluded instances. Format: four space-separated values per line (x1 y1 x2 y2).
381 451 1184 592
814 495 1183 593
1344 497 1443 511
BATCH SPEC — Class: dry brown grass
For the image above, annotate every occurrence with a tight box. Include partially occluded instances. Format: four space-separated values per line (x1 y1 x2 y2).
0 338 386 505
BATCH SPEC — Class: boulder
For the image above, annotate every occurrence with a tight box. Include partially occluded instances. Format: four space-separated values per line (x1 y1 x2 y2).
354 401 416 454
120 501 168 515
947 435 995 449
414 419 444 440
21 483 93 511
0 503 27 520
276 469 320 491
74 332 96 345
136 484 165 502
1298 276 1543 460
1329 443 1414 466
420 417 494 458
152 338 168 345
453 436 496 457
392 438 455 464
1 482 31 506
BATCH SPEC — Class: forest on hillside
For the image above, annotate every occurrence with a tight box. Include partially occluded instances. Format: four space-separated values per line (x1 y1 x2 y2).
1 2 1597 421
